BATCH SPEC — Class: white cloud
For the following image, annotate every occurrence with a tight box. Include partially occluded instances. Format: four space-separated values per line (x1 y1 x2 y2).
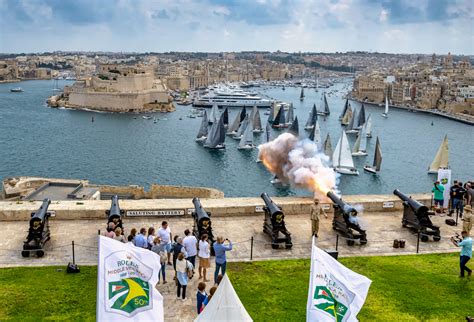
379 9 388 22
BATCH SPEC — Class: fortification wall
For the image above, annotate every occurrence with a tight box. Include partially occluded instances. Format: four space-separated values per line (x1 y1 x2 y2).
0 193 431 221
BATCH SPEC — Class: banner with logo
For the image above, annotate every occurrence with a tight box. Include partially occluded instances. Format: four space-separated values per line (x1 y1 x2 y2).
437 168 451 208
97 236 164 322
306 239 371 322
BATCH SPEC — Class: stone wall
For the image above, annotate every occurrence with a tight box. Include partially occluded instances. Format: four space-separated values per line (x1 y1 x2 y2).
0 193 431 221
90 184 224 199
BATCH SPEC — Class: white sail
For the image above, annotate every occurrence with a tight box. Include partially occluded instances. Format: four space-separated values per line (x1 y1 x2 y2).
323 134 332 161
226 112 240 135
253 109 263 132
314 121 321 147
208 103 220 124
359 124 368 152
384 96 389 115
196 110 209 141
428 135 449 173
365 114 372 138
233 115 249 139
333 131 356 169
285 103 294 125
341 105 352 126
352 133 361 153
238 119 254 149
373 137 382 171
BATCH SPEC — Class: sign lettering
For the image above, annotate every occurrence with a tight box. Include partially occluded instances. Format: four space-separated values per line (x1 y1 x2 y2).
126 210 185 217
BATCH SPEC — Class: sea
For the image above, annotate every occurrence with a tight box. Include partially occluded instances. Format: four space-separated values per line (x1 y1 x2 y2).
0 79 472 198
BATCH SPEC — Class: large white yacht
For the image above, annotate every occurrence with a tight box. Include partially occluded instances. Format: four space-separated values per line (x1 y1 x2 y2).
193 86 274 108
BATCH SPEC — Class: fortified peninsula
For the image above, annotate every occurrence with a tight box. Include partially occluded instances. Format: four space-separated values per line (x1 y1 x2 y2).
47 64 174 113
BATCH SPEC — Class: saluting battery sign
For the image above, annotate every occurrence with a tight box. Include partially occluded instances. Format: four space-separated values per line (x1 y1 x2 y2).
126 210 185 217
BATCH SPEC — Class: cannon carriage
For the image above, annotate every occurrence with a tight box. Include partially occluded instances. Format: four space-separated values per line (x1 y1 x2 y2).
393 189 441 242
327 191 367 246
260 193 292 249
22 199 52 258
191 198 215 248
105 195 124 233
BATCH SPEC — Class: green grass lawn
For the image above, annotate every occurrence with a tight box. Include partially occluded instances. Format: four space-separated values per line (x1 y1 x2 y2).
0 253 472 321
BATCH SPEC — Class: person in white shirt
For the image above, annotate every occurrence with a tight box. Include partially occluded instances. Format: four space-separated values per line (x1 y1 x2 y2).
157 221 172 265
198 234 211 282
147 227 155 249
183 229 198 267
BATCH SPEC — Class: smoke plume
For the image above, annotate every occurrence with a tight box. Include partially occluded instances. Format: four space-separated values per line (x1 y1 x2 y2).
258 133 339 199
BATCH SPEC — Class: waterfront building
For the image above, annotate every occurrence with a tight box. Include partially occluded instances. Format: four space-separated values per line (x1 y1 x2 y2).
0 60 19 82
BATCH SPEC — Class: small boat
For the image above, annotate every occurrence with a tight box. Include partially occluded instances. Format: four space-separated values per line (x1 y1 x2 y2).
187 114 196 118
382 96 389 118
238 119 255 150
233 114 249 140
282 86 285 91
351 124 368 156
271 104 287 128
223 108 229 128
142 115 152 120
317 93 330 116
196 110 209 142
10 87 23 92
365 114 373 138
300 88 304 101
304 104 318 130
153 117 158 123
333 131 359 175
204 113 226 149
364 137 382 174
427 135 449 174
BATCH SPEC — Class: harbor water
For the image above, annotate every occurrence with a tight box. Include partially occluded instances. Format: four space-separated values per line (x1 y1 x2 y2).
0 79 472 197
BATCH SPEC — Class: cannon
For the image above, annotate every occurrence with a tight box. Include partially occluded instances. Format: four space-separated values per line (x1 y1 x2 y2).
393 189 441 242
22 199 52 257
105 195 124 233
191 198 215 247
327 191 367 246
261 193 292 249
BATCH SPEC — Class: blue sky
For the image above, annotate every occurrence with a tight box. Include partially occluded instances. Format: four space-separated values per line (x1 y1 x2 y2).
0 0 472 54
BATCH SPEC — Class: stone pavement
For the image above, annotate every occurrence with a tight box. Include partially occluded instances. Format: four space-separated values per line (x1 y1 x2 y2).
0 211 464 321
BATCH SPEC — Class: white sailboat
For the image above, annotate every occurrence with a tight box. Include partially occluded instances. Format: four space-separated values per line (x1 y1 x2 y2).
304 104 318 130
196 110 209 142
238 120 255 150
333 131 359 175
382 96 389 118
427 135 449 174
233 114 249 140
345 108 359 134
341 104 353 126
364 137 382 174
252 109 263 133
352 124 368 156
365 114 373 138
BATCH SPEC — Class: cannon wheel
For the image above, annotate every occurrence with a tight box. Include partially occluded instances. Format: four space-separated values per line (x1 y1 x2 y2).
271 243 279 249
21 250 29 257
420 235 429 242
433 235 441 242
347 240 355 246
360 240 367 245
36 250 45 258
285 243 292 249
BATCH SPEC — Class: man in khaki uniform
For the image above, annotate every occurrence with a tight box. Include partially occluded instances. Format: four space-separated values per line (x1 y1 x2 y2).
311 199 327 237
462 205 472 235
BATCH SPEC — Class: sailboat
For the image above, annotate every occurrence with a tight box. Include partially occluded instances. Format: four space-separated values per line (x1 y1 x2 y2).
345 108 359 134
272 104 287 128
339 99 349 121
333 131 359 175
285 103 294 126
204 114 226 149
352 124 368 156
356 104 366 130
223 108 229 128
365 114 373 138
196 110 209 142
252 109 263 133
317 93 330 116
239 106 247 123
233 114 249 140
364 137 382 174
427 135 449 174
341 105 353 126
382 96 389 118
227 112 241 136
300 88 304 101
267 102 277 124
288 116 299 137
208 103 220 124
308 120 321 148
304 104 318 130
238 120 255 150
323 134 332 161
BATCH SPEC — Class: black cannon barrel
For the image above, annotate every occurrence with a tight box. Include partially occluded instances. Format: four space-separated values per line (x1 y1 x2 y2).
327 191 357 215
393 189 428 215
30 199 51 226
106 195 123 220
192 197 209 221
260 193 283 216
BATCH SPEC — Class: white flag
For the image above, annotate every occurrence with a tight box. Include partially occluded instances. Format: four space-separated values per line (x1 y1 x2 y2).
437 168 451 208
97 236 164 322
307 240 371 322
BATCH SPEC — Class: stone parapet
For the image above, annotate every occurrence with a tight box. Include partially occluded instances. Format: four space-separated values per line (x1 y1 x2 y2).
0 193 431 221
